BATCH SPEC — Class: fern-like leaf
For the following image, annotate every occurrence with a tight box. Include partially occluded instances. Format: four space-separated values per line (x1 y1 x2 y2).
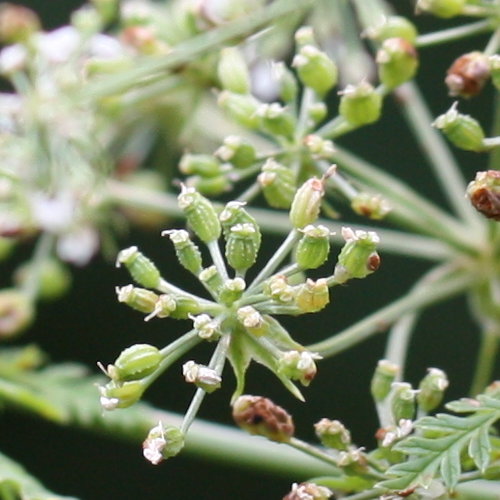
379 393 500 492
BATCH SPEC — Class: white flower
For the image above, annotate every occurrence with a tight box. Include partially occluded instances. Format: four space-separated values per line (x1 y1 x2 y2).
142 422 166 465
36 26 81 63
0 44 28 74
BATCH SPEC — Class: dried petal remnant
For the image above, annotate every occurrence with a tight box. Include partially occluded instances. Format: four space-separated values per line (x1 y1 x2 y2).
467 170 500 221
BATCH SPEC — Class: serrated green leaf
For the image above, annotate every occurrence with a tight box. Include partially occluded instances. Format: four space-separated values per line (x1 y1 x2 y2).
379 393 500 493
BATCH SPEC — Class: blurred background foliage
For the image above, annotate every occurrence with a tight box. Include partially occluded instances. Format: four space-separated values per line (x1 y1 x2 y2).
0 0 498 499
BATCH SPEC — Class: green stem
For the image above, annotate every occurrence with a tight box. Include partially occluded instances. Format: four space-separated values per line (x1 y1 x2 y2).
207 240 229 282
288 437 343 472
157 278 218 311
329 146 481 255
82 0 314 100
394 82 482 231
307 266 475 357
469 330 500 396
247 229 300 293
416 20 492 48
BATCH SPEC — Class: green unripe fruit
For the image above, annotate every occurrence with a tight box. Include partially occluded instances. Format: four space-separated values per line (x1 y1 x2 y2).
169 295 202 319
339 81 382 126
217 91 261 129
186 174 230 197
272 61 298 103
225 223 260 273
219 201 261 246
295 225 330 269
163 229 203 275
256 103 295 139
199 266 224 297
390 382 416 422
290 176 325 229
369 16 418 44
377 37 418 89
215 135 256 169
178 186 221 243
295 278 329 313
293 45 338 96
258 159 296 209
433 103 486 152
370 359 399 402
116 285 158 314
0 289 33 338
114 344 161 381
101 380 145 409
417 368 448 412
116 246 161 289
416 0 465 18
217 46 251 94
314 418 351 451
179 154 221 177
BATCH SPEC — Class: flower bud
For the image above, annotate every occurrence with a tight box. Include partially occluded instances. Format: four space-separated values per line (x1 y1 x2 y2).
333 228 380 283
314 418 351 450
214 135 256 169
278 350 321 386
14 259 71 301
163 229 203 276
351 192 391 220
217 90 261 129
183 360 221 393
179 154 221 177
256 102 295 139
266 276 295 304
295 225 331 270
284 482 333 500
289 175 327 229
417 367 449 412
303 135 335 160
113 344 161 382
191 314 221 341
366 16 418 44
178 185 221 243
143 422 184 464
199 265 224 297
371 359 400 403
116 285 158 314
258 159 296 209
433 102 486 152
272 61 298 103
237 305 266 336
445 51 490 98
232 395 295 442
390 382 416 423
292 45 338 96
415 0 465 18
116 246 161 289
339 81 382 126
0 289 33 338
225 223 260 273
466 170 500 221
376 38 418 90
294 278 330 313
98 379 145 410
0 3 40 43
219 277 245 306
217 46 251 94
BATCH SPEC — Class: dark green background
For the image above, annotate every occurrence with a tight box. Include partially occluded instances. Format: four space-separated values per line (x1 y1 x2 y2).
0 1 497 499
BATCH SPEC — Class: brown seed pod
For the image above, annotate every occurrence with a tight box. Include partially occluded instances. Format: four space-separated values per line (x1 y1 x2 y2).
467 170 500 221
445 51 491 98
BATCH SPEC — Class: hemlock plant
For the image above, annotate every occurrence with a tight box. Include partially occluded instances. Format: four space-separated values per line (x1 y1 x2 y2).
0 0 499 499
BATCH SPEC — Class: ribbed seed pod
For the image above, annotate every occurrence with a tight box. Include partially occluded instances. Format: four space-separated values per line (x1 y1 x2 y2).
295 225 330 269
289 176 325 229
214 135 256 169
199 265 224 297
169 295 201 319
177 185 221 243
272 61 298 103
433 102 486 152
370 359 399 402
258 159 296 209
339 81 382 126
162 229 203 276
390 382 416 422
99 380 144 410
217 46 251 94
179 154 221 177
185 174 230 197
217 90 261 129
256 103 295 139
225 223 260 273
292 45 338 96
114 344 161 382
116 246 161 289
219 201 261 247
116 285 158 314
417 367 449 412
376 37 418 90
367 16 418 44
